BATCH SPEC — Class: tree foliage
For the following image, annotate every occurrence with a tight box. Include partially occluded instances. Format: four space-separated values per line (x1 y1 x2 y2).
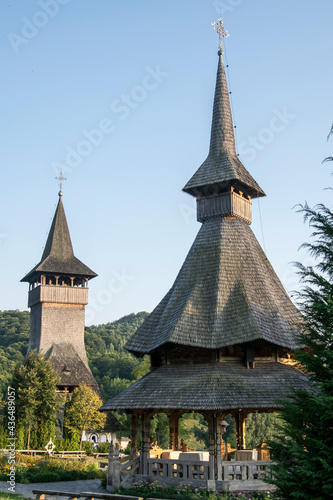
0 311 149 402
63 385 106 450
84 312 149 401
0 310 29 397
8 350 61 449
269 202 333 499
245 412 281 449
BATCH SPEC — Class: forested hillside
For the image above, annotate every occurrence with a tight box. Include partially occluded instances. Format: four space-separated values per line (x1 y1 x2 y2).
85 312 150 401
0 310 30 398
0 310 279 449
0 310 149 401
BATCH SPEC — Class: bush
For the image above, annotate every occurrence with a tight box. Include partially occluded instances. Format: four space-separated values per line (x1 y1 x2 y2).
97 442 110 453
82 441 94 455
0 453 103 484
115 482 282 500
54 437 80 451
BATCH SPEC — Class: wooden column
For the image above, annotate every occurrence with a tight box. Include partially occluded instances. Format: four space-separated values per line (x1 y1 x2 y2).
169 413 180 451
107 441 120 492
206 412 215 480
240 412 246 450
234 411 247 450
174 414 180 451
141 412 151 476
130 413 138 456
234 412 240 450
216 414 223 481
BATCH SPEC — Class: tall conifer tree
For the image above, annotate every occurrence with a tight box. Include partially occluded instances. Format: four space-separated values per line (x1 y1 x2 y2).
269 199 333 499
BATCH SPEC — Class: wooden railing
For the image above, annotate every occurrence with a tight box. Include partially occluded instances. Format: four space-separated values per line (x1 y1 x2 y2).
107 444 140 491
222 460 272 481
147 458 271 484
107 446 273 492
148 458 210 481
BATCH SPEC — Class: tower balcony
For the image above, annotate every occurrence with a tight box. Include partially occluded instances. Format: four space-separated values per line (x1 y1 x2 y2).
197 189 252 223
28 284 89 308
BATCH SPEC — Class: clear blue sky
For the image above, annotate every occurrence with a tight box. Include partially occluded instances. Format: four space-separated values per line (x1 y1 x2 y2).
1 0 332 325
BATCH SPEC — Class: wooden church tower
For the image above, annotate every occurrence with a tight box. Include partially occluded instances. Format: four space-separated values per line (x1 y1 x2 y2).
21 182 98 394
101 20 309 487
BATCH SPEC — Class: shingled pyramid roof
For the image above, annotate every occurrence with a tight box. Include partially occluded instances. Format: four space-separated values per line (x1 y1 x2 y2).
183 54 265 198
46 342 98 388
125 217 303 355
21 195 97 282
100 361 310 412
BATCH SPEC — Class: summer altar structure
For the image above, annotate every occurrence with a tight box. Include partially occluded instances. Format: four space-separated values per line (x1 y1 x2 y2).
101 20 310 492
21 185 99 395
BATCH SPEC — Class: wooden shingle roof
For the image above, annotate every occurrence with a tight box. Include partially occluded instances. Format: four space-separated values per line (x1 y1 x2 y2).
125 217 303 355
183 54 265 199
21 196 97 282
46 342 98 388
100 361 310 412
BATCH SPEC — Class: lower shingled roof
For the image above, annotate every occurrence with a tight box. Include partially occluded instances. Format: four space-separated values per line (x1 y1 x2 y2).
46 343 98 388
99 361 310 412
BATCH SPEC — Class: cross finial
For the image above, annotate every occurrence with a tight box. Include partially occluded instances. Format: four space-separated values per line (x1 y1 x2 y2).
55 170 67 197
212 17 229 55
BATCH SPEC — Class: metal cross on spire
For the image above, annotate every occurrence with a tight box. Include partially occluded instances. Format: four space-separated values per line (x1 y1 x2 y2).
212 17 229 54
55 170 67 196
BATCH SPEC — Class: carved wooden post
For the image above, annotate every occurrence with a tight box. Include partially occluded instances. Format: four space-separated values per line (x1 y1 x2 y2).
207 412 215 481
240 412 246 450
234 412 240 450
174 413 180 451
141 412 151 477
169 413 180 450
112 443 120 490
216 413 223 481
107 441 120 491
130 412 138 457
169 413 175 450
106 441 114 491
234 411 247 450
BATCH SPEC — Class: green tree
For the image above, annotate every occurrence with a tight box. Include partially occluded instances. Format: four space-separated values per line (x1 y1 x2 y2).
269 201 333 499
63 385 106 450
0 310 29 399
245 412 281 449
8 350 61 449
150 413 169 449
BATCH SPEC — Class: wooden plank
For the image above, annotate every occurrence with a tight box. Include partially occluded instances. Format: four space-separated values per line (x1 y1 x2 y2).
119 456 140 469
32 490 80 499
81 493 143 500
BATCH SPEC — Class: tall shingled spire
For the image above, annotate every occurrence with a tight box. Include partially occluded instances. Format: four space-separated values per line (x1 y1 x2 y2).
183 20 265 199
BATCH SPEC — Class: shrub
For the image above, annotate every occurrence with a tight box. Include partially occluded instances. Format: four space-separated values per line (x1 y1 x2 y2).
0 453 102 484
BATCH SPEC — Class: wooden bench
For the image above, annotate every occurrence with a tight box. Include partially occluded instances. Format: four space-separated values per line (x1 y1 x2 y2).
53 453 87 459
33 489 82 499
33 490 144 500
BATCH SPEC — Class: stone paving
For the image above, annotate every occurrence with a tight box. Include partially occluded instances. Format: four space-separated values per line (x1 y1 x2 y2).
0 479 108 498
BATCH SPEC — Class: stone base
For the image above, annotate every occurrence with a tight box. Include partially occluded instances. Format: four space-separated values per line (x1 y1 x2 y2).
133 475 275 493
221 480 276 492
